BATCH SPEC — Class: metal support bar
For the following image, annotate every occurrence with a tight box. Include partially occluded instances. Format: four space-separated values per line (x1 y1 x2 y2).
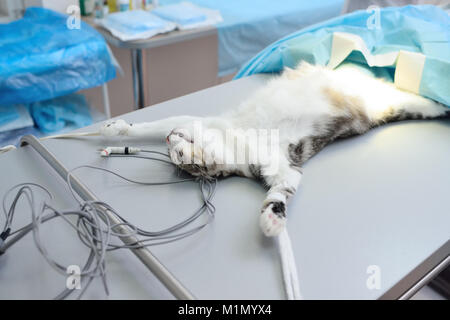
379 239 450 300
102 84 111 119
131 49 145 110
136 49 145 108
399 255 450 300
20 135 195 300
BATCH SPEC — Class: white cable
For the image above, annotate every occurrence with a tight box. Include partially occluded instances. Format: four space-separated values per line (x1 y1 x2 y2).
100 146 141 157
285 229 302 299
278 230 293 300
1 132 98 155
278 228 302 300
0 145 17 154
39 132 100 140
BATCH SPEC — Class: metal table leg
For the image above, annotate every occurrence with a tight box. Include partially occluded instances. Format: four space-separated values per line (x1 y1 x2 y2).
131 49 145 110
102 84 111 119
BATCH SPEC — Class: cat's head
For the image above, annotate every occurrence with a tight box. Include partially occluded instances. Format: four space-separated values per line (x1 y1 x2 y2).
166 122 227 178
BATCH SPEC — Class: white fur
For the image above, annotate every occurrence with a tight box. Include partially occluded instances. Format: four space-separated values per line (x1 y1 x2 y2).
101 62 448 237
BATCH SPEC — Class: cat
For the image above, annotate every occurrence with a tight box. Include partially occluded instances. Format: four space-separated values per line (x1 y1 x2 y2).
100 61 449 237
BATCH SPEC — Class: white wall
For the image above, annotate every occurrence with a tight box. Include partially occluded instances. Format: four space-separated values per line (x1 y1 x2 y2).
43 0 78 13
0 0 25 21
0 0 8 15
24 0 78 13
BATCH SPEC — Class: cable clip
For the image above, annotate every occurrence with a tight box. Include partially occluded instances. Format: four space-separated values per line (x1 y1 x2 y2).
100 147 141 157
0 228 11 256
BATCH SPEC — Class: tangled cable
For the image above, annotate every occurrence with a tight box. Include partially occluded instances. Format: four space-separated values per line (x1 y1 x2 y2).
0 150 217 299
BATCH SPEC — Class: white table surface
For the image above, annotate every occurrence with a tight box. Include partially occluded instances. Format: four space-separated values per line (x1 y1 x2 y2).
0 74 449 299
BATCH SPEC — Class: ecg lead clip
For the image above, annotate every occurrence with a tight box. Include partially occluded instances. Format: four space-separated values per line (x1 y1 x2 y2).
100 147 141 157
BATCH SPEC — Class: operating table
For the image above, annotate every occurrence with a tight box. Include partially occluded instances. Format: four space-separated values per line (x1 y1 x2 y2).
0 74 449 299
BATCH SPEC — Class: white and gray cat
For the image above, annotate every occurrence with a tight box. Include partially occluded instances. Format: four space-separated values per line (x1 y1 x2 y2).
100 62 449 237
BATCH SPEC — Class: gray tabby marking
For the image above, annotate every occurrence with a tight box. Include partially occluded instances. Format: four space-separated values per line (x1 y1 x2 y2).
249 164 263 180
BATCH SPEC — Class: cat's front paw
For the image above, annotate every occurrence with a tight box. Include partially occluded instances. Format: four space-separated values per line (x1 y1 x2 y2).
100 119 131 137
260 202 286 237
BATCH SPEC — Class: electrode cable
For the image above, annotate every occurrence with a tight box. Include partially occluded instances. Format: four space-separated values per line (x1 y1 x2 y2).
2 133 301 300
0 151 217 299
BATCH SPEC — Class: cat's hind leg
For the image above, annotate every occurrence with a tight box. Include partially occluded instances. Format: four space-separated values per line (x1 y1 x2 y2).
373 89 449 125
258 156 302 237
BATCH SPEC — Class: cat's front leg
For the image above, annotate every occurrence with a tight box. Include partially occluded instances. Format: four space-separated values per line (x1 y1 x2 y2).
259 161 301 237
100 116 201 140
100 119 132 136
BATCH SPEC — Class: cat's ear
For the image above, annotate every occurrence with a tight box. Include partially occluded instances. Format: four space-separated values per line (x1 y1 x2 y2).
283 61 316 79
283 66 298 80
295 60 316 74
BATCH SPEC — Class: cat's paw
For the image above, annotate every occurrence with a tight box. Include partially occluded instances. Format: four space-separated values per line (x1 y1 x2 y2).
100 119 131 137
260 202 286 237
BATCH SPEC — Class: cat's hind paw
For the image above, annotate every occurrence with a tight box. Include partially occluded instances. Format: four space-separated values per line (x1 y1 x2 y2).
260 202 286 237
100 119 131 137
